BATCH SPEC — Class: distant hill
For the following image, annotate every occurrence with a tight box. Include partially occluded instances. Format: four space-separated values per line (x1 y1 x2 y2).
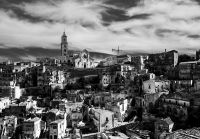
0 47 113 62
89 51 113 60
0 47 155 62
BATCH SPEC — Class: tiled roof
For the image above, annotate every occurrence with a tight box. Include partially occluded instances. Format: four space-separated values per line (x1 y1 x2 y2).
163 117 174 125
50 119 64 124
25 117 40 122
168 128 200 139
49 109 59 114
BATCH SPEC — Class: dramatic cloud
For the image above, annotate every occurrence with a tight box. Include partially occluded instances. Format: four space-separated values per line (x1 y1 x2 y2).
0 0 200 61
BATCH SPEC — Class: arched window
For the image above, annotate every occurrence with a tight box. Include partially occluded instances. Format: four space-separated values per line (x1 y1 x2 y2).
149 84 151 89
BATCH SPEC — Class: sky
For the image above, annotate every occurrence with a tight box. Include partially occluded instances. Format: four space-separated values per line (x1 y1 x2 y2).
0 0 200 61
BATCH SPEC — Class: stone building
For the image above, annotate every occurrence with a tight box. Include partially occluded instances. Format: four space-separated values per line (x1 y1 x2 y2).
154 117 174 139
101 74 111 87
105 98 129 122
2 103 26 117
61 32 68 57
158 93 190 122
0 98 10 113
145 50 178 75
132 55 149 71
68 108 83 128
49 119 66 139
36 65 65 87
74 49 95 68
22 117 41 139
0 116 17 139
178 60 200 80
89 108 114 132
100 56 118 67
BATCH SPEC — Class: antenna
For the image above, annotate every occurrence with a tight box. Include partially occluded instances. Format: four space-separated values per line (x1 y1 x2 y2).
112 46 123 56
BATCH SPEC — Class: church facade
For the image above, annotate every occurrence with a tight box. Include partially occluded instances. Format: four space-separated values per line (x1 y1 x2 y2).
74 49 95 68
59 32 95 68
57 32 73 65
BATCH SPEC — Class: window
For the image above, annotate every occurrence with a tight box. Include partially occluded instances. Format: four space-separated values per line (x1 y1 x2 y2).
149 84 151 89
53 125 57 129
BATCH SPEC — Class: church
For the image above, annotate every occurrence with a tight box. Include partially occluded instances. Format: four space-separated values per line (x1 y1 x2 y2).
59 32 95 69
74 49 95 68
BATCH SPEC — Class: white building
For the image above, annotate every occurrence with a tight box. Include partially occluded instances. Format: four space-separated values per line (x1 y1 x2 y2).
105 99 129 122
132 55 149 71
121 64 135 78
142 80 156 94
50 119 66 139
23 117 41 139
89 108 114 132
142 79 170 94
101 74 111 87
0 98 10 113
74 49 95 68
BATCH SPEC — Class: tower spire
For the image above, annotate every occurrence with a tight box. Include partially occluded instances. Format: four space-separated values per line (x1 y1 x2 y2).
61 31 68 56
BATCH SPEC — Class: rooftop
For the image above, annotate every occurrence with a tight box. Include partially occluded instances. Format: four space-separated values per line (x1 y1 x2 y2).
179 60 200 65
92 108 114 115
50 119 64 124
168 128 200 139
24 117 41 122
162 117 174 125
49 109 59 114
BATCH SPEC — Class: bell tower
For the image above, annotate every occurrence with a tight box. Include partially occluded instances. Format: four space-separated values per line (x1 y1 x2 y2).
61 32 68 56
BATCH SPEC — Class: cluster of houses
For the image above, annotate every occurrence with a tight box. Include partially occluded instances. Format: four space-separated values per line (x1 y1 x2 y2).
0 33 200 139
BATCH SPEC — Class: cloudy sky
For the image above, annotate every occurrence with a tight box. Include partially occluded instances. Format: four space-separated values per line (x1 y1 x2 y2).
0 0 200 61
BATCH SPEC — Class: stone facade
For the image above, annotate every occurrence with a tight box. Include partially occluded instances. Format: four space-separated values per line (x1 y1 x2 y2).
61 32 68 57
179 61 200 80
22 117 41 139
74 49 95 69
50 119 66 139
146 50 178 75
